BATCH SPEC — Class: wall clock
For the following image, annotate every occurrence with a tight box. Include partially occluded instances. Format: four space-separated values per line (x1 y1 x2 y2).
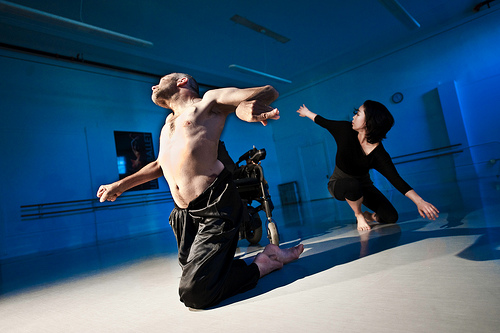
391 92 404 104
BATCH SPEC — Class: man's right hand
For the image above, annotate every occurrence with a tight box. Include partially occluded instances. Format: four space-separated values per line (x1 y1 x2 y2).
97 183 123 202
235 100 280 126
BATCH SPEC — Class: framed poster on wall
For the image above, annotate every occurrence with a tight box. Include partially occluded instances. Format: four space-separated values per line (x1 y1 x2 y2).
114 131 159 191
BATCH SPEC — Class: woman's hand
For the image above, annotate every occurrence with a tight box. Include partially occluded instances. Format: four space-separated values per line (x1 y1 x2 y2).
406 189 439 220
296 104 317 120
296 104 310 117
416 200 440 220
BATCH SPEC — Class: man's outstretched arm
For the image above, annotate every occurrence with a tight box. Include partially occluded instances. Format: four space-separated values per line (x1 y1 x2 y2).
97 160 163 202
239 85 279 105
204 85 280 125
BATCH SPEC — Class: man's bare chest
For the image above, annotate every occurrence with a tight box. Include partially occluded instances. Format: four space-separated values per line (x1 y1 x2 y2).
166 113 200 139
166 108 224 139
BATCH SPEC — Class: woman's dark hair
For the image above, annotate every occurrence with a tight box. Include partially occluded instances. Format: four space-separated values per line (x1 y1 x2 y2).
363 100 394 144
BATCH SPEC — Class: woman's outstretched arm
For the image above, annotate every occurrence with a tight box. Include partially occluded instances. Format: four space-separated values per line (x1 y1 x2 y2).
296 104 317 121
405 189 440 220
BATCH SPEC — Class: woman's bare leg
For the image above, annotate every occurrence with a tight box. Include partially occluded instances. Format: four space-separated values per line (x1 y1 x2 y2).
346 197 371 231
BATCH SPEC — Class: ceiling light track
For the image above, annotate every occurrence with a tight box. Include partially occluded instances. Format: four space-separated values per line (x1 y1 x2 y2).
230 14 290 43
229 64 291 84
0 0 153 47
378 0 420 30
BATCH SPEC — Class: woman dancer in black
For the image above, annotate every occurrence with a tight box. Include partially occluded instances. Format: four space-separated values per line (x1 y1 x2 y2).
297 101 439 230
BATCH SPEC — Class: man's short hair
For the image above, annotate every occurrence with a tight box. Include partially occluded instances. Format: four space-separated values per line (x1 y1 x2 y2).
172 73 199 96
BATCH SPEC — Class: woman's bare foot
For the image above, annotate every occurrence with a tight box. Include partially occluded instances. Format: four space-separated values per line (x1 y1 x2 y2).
356 214 371 231
362 211 375 222
253 244 304 278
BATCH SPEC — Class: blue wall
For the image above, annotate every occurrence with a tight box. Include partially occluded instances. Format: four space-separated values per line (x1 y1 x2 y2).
270 8 500 208
0 50 175 260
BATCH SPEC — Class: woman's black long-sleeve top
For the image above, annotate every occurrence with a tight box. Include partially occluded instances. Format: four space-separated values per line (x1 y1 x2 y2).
314 115 412 195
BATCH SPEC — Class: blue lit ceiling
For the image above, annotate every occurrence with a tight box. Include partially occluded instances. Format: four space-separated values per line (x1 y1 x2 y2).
0 0 497 92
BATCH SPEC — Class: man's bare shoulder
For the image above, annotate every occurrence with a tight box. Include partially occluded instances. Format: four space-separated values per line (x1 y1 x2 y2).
191 90 229 114
201 87 246 114
165 113 174 123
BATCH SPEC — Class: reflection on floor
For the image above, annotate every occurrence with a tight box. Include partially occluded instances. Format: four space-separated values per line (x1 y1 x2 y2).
1 176 499 333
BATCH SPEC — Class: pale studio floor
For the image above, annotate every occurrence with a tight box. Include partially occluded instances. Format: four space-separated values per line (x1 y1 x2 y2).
1 176 499 333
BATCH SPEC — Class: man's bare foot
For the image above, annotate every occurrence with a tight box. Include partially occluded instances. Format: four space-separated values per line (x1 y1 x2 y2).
263 244 304 264
253 244 304 278
254 252 283 277
356 214 371 231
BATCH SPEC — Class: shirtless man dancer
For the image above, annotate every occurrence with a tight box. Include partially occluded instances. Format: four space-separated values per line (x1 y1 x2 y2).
97 73 303 309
